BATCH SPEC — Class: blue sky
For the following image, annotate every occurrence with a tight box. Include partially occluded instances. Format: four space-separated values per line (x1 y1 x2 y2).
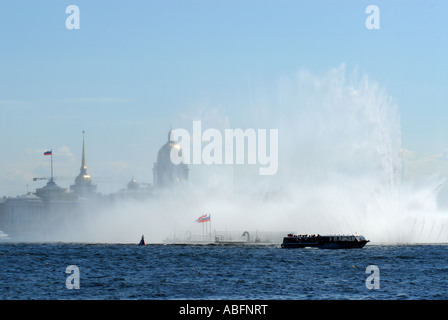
0 0 447 196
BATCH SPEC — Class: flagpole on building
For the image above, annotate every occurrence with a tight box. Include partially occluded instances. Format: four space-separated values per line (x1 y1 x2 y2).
50 149 53 180
44 150 54 180
209 214 212 241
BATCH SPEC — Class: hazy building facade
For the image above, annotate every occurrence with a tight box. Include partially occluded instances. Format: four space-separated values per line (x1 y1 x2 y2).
0 129 186 241
0 179 79 241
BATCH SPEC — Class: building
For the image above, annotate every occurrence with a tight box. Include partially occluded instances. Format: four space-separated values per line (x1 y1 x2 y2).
152 128 189 189
0 132 95 240
0 178 80 241
0 129 187 241
108 177 154 202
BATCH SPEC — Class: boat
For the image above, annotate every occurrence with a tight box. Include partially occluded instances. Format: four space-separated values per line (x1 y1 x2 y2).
0 230 10 241
138 235 145 245
281 233 369 249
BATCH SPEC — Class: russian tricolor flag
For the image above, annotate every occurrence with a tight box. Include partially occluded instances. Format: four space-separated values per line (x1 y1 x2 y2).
44 151 52 155
196 214 210 223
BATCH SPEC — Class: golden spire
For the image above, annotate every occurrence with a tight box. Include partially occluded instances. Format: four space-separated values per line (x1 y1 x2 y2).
70 130 96 195
81 131 86 171
77 130 90 181
168 125 173 142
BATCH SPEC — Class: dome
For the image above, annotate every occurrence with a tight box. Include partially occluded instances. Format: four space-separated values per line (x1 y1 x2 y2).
157 141 182 165
127 177 139 190
36 178 75 200
153 128 189 189
75 172 91 184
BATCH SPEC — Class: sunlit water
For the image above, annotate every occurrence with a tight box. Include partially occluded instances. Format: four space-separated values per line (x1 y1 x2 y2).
0 243 447 300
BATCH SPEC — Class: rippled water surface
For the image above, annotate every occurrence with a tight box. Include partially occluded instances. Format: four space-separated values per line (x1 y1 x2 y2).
0 243 447 300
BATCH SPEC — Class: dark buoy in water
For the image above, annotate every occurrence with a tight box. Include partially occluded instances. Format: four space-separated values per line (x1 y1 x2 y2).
139 235 145 246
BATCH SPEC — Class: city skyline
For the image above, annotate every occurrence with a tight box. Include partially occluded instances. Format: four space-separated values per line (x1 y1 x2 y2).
1 1 447 197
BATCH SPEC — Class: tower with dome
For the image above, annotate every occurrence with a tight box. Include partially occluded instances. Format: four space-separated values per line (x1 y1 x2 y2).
152 128 189 189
